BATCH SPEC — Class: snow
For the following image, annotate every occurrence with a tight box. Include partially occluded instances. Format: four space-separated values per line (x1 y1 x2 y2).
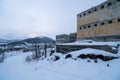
67 48 119 58
0 48 120 80
57 41 120 47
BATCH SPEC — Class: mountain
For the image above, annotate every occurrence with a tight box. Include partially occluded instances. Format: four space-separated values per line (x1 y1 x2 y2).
0 39 8 43
8 36 55 46
23 36 55 43
0 38 21 44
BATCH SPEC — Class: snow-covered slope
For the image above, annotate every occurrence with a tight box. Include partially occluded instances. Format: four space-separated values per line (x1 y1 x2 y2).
8 36 55 46
0 48 120 80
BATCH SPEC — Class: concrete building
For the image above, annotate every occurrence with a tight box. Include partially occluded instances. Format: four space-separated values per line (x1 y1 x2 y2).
77 0 120 41
56 33 77 43
56 34 70 43
69 33 77 42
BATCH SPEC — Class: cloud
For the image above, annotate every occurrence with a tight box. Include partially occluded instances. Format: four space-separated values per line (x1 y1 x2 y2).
0 0 106 39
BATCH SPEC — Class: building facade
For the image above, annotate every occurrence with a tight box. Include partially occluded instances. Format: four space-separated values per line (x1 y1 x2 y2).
77 0 120 41
56 33 77 43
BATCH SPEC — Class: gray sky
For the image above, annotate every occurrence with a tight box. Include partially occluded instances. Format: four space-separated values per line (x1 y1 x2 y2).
0 0 106 40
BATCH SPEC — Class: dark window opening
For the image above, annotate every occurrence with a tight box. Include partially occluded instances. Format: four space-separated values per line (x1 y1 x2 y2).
101 5 104 9
88 25 91 28
88 11 91 13
94 8 97 11
107 2 112 6
79 15 82 17
94 24 97 27
117 0 120 1
83 26 86 29
108 20 112 24
101 22 104 25
83 13 86 16
118 18 120 22
80 27 82 30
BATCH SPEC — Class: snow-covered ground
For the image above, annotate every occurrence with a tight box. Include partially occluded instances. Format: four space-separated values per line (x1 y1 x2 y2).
57 41 120 47
0 46 120 80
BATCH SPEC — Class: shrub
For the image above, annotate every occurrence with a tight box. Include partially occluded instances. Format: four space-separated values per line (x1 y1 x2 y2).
77 54 87 59
96 55 104 60
87 54 96 59
65 54 72 59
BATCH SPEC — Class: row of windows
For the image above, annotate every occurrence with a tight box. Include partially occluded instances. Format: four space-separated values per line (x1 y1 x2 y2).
78 0 120 18
79 18 120 30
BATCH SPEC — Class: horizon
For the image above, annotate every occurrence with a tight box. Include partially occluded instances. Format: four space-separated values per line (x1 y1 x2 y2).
0 0 106 40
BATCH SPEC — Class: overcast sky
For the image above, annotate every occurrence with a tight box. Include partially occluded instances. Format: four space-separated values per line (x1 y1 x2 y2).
0 0 106 40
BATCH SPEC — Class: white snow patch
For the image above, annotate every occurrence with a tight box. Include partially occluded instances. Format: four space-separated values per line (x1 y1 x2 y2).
67 48 119 58
57 41 120 47
0 47 120 80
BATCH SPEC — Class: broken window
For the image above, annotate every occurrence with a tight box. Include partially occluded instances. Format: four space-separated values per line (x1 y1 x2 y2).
83 13 86 16
83 26 86 29
94 8 97 11
88 11 91 13
88 25 91 28
101 5 104 9
107 2 112 6
79 15 82 17
94 24 97 27
118 18 120 22
80 27 82 30
101 22 104 25
108 20 112 24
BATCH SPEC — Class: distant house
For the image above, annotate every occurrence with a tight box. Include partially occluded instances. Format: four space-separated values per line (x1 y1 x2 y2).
56 33 77 43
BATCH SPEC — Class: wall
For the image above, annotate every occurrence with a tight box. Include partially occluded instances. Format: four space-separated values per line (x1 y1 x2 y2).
77 0 120 40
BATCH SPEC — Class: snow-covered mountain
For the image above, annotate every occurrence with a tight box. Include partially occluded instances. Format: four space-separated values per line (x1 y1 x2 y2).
23 36 55 43
0 38 10 43
8 36 55 46
0 38 21 44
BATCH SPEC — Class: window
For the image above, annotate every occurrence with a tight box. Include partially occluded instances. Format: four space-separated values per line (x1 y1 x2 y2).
83 13 86 16
94 8 97 11
108 20 112 24
101 22 104 25
79 15 82 17
80 27 82 30
83 26 86 29
118 18 120 22
107 2 112 6
117 0 120 1
101 5 104 9
88 11 91 13
94 24 97 27
88 25 91 28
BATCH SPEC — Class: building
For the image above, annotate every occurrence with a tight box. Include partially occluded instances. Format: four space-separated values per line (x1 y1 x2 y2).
77 0 120 41
69 33 77 42
56 33 77 43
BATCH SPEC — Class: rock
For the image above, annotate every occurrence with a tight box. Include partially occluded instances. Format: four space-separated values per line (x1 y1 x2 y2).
94 59 98 63
54 56 60 61
77 54 87 59
107 64 109 67
65 54 72 59
87 54 96 59
96 55 104 60
87 60 91 62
